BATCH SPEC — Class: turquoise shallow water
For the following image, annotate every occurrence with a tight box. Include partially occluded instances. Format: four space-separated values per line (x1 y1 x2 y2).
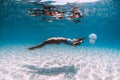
0 0 120 49
0 1 120 80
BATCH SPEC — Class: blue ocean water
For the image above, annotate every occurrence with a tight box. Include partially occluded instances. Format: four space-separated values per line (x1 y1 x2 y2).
1 1 120 80
0 0 120 49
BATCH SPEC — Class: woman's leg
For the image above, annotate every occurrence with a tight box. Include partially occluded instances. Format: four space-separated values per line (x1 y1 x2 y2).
28 44 44 50
28 40 57 50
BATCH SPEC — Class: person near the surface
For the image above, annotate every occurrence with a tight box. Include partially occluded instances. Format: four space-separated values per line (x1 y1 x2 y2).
45 10 65 19
27 5 83 22
69 7 83 20
28 37 85 50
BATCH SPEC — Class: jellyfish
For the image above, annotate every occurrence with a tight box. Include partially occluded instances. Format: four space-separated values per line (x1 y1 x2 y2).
88 33 97 44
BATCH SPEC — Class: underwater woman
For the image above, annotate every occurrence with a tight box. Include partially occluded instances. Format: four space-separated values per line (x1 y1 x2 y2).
28 37 85 50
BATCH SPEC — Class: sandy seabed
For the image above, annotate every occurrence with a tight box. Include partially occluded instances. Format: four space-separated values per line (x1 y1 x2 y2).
0 45 120 80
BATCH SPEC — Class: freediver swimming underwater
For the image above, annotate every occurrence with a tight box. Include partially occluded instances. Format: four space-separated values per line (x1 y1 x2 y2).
28 37 85 50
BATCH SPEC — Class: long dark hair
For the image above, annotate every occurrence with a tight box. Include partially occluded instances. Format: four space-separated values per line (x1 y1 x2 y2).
75 37 85 42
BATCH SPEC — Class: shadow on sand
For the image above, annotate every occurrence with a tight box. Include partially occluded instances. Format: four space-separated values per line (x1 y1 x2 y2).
23 65 77 76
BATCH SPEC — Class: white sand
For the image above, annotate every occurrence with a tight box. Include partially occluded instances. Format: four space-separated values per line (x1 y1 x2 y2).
0 45 120 80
